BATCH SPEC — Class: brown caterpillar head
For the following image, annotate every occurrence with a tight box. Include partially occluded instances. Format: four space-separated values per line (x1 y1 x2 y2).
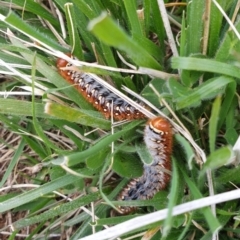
56 53 72 69
149 117 172 134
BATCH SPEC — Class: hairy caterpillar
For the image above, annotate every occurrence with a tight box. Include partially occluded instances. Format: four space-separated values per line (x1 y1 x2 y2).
56 56 173 214
117 117 172 214
56 55 146 121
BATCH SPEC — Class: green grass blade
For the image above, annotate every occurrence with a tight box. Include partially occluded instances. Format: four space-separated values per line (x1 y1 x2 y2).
175 134 195 170
0 114 49 158
88 12 162 70
186 0 204 54
0 99 48 117
180 166 221 233
151 0 165 57
162 158 179 237
143 0 151 36
45 102 110 130
171 57 240 80
4 12 64 51
65 3 83 59
72 0 97 19
180 11 186 57
176 76 233 109
208 1 226 57
217 81 236 131
8 35 92 109
209 96 222 153
0 174 79 212
0 139 25 188
123 0 143 37
14 192 99 229
31 54 57 154
11 0 59 26
65 120 142 166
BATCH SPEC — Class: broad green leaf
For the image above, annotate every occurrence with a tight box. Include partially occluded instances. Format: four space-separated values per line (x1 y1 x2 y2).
136 143 153 165
202 146 234 174
113 151 143 178
141 77 166 107
224 128 238 146
167 77 189 99
86 148 109 169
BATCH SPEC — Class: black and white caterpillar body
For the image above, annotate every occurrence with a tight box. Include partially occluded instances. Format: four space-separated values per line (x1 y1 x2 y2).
57 55 146 121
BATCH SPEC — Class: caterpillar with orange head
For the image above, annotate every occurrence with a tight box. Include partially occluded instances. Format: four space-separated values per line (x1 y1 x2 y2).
57 55 146 121
56 56 173 214
117 117 172 214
